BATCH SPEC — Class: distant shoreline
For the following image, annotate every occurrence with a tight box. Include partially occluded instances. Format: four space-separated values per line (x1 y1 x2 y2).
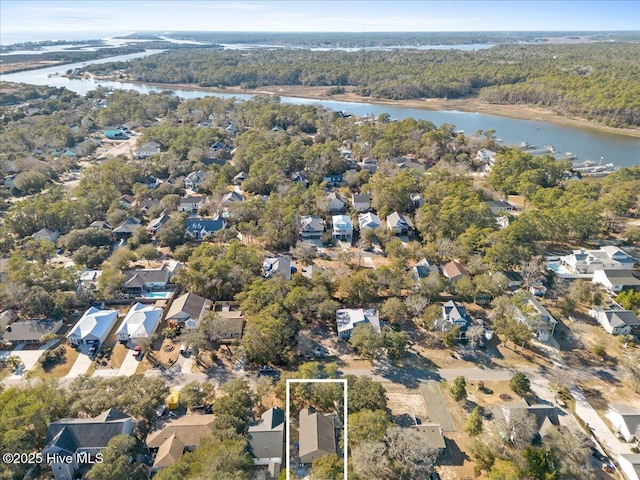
109 80 640 139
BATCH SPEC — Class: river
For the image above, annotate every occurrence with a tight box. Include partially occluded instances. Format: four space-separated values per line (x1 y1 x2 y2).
2 51 639 167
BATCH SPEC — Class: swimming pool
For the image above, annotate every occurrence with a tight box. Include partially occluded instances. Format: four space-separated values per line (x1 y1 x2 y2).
142 291 172 300
546 263 560 272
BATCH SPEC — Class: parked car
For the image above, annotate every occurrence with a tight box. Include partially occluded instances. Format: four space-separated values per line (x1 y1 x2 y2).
133 345 142 358
88 345 98 357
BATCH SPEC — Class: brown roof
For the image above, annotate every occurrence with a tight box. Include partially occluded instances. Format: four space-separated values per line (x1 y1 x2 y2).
152 434 185 469
166 292 207 321
146 414 215 449
442 261 469 281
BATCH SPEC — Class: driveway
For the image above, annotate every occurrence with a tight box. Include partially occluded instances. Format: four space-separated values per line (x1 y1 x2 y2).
117 346 142 376
419 380 456 432
568 385 633 458
0 340 58 379
65 344 95 378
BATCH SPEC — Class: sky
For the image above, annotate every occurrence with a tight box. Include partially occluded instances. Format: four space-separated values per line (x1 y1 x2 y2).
1 0 639 44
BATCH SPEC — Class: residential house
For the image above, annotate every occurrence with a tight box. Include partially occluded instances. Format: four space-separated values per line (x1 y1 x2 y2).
123 267 171 294
112 216 142 239
300 215 324 240
233 171 248 185
592 269 640 293
590 306 639 335
184 170 208 190
499 401 560 441
211 302 245 340
298 408 337 464
146 415 215 472
442 260 470 283
413 258 439 283
2 319 63 344
516 296 557 342
42 409 133 480
386 211 414 235
291 171 309 188
617 454 640 480
605 404 640 443
31 228 59 243
118 194 135 209
475 149 497 165
135 141 161 159
209 141 231 159
529 281 548 297
226 124 239 135
115 303 163 344
185 216 226 240
66 307 118 346
89 220 111 230
351 193 371 212
248 407 285 478
360 157 378 173
165 292 210 329
138 176 162 190
147 214 170 234
414 424 447 456
409 192 425 210
178 196 207 214
322 174 343 186
486 200 518 215
332 215 353 242
325 192 346 213
501 271 524 289
336 308 381 339
263 257 292 281
441 300 473 337
560 246 635 275
135 198 161 215
221 189 245 205
358 212 382 231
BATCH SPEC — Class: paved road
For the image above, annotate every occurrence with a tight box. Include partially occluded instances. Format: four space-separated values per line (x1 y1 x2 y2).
420 380 456 431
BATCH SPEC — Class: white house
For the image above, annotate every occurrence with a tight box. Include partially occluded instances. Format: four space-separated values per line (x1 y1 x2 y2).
332 215 353 242
336 308 381 339
605 404 640 442
475 149 496 164
617 454 640 480
351 193 371 212
516 296 557 342
115 303 163 344
184 170 208 190
486 200 517 215
178 196 207 213
358 212 382 231
67 307 118 346
360 157 378 173
221 189 245 205
263 257 292 281
590 306 639 335
560 246 635 275
592 269 640 293
135 141 161 159
300 215 324 239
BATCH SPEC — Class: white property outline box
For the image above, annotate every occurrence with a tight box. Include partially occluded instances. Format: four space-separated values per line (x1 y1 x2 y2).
285 378 348 480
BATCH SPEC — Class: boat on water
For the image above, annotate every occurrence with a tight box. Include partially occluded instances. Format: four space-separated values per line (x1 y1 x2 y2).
564 152 575 159
520 141 536 149
572 159 596 168
573 162 617 176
